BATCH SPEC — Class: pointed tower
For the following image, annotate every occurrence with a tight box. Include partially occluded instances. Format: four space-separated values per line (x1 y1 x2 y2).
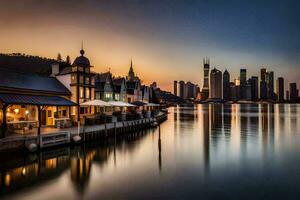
128 59 135 81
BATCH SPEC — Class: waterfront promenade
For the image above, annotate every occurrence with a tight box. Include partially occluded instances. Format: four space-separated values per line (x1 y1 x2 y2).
0 111 168 152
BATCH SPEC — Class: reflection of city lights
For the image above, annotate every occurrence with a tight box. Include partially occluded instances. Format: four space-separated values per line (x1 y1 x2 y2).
25 110 29 115
22 167 27 176
14 108 19 114
5 174 10 187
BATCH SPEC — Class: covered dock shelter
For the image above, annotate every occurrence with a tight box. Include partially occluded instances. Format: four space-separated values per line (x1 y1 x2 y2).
0 93 77 138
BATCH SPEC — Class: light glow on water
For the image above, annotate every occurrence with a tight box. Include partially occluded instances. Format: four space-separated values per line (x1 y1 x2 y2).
1 104 300 200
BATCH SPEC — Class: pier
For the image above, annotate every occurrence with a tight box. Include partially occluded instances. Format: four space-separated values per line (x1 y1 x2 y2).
0 112 168 152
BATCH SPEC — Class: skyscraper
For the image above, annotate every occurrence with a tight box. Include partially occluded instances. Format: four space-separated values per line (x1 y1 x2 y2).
210 68 222 99
249 76 259 101
260 68 268 100
261 68 267 82
240 69 247 86
290 83 298 103
202 57 210 100
179 80 185 99
174 80 178 96
260 81 268 100
223 70 231 101
267 71 274 100
240 69 247 99
276 77 284 102
186 81 195 99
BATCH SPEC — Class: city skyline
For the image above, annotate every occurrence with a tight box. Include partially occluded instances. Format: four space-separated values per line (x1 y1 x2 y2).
0 0 299 91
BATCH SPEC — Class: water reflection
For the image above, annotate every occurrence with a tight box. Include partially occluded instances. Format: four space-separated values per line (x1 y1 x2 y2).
1 104 300 199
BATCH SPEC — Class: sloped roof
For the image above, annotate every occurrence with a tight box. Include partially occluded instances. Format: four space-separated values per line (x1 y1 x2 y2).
0 93 76 106
113 77 126 93
0 69 71 95
95 72 114 92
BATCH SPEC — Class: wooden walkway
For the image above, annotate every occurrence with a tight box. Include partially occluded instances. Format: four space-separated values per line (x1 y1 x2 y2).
0 112 168 151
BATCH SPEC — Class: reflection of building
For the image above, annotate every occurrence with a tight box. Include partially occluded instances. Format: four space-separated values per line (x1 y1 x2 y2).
210 68 222 99
201 57 210 100
276 77 284 102
202 104 210 171
70 150 95 195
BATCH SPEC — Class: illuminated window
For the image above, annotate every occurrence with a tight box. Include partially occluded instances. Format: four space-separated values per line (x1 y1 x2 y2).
80 75 84 84
115 94 120 100
80 87 84 98
85 77 90 84
85 67 90 73
72 67 77 72
105 93 112 99
71 75 76 83
85 88 90 99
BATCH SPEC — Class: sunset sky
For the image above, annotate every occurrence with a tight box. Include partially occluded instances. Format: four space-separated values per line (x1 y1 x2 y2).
0 0 299 91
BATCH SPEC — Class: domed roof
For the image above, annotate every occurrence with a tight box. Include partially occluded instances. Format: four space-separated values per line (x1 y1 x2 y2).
72 49 90 67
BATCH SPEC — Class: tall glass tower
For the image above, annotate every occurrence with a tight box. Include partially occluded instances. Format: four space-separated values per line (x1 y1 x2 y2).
202 57 210 100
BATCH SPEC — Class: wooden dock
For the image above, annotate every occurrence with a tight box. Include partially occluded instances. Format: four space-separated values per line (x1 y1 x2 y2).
0 112 168 152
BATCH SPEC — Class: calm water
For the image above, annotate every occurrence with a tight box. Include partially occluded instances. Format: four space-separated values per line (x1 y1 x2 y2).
1 104 300 200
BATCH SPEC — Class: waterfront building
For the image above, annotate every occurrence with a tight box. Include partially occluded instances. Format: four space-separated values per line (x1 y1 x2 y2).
230 82 239 101
267 71 275 100
210 68 222 99
260 80 268 100
179 80 185 99
0 68 77 138
240 69 247 86
141 85 151 103
245 83 252 100
186 81 197 99
174 81 178 96
239 69 248 100
290 83 298 103
223 70 231 101
249 76 259 101
201 57 210 100
55 48 95 120
261 68 267 82
276 77 284 102
113 77 127 102
95 72 115 101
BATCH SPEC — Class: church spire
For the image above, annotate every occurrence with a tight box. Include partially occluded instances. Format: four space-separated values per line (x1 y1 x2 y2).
128 59 135 80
